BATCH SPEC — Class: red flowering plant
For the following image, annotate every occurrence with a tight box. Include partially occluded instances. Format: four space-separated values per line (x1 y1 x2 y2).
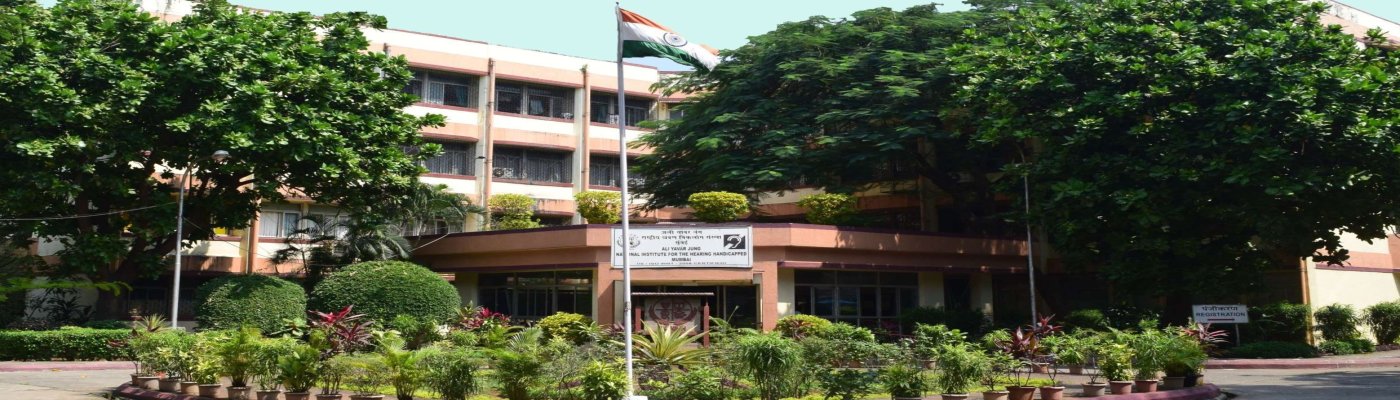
308 305 374 355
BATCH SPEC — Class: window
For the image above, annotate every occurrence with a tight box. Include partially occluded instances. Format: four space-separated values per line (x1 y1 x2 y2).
587 155 643 187
404 69 478 108
306 213 350 238
422 141 475 176
496 81 575 119
258 211 302 238
667 106 686 121
793 270 919 331
493 147 572 184
478 271 593 320
590 91 654 127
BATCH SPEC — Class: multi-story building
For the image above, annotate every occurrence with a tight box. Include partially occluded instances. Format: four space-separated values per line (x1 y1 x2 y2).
24 0 1400 338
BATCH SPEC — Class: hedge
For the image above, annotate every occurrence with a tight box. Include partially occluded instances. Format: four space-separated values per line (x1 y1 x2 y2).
575 191 622 224
687 192 749 223
1225 341 1319 359
0 327 129 361
310 261 461 324
195 274 307 333
796 193 857 225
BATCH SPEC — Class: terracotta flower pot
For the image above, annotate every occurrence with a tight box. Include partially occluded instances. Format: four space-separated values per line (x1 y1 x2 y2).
316 394 345 400
1134 379 1159 393
198 384 222 398
179 381 199 395
1185 374 1204 387
1032 363 1050 373
1008 385 1038 400
941 394 969 400
1068 365 1084 375
227 386 251 400
1161 376 1185 390
158 378 181 393
131 374 158 390
349 395 386 400
286 392 312 400
982 389 1010 400
1039 386 1065 400
1108 381 1133 395
257 389 283 400
1081 382 1108 397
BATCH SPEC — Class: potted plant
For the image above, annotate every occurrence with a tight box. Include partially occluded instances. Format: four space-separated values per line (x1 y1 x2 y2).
878 363 928 400
980 352 1016 400
933 344 989 400
343 354 388 400
1099 343 1135 395
319 354 352 400
1179 322 1227 388
126 332 161 390
1037 353 1065 400
1161 334 1206 390
992 328 1039 400
1051 334 1088 375
220 327 263 400
254 338 295 400
189 332 226 397
377 333 426 400
280 344 323 400
1130 330 1171 393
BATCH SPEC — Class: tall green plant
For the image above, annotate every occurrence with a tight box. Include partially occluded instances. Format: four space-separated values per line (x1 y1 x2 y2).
1130 330 1172 380
1315 304 1362 341
634 324 709 368
578 361 628 400
277 343 321 393
1365 301 1400 345
218 327 262 388
492 328 548 400
1098 343 1135 382
730 333 802 400
934 343 990 395
420 346 483 400
878 363 928 398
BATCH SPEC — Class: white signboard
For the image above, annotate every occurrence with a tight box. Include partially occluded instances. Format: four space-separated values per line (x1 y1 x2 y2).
611 226 753 268
1192 304 1249 324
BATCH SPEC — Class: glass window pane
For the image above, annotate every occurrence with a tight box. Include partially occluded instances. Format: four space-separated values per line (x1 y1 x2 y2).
795 270 836 284
813 287 835 316
843 272 879 285
795 286 812 314
281 212 300 237
496 84 522 114
882 272 918 286
837 287 859 317
859 286 878 316
899 288 918 312
879 287 898 317
258 212 280 237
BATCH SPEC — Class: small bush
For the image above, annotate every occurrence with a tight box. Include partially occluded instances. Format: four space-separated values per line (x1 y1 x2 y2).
536 312 596 344
656 365 730 400
1063 309 1109 332
490 194 540 230
421 346 484 400
1315 304 1362 341
575 191 622 224
1320 338 1376 355
687 192 749 223
310 261 461 324
389 314 443 350
1104 304 1160 330
1365 301 1400 345
775 314 831 339
731 333 802 400
195 274 307 333
797 193 857 225
898 306 989 337
1244 302 1311 343
1226 341 1319 359
578 361 628 400
0 327 129 361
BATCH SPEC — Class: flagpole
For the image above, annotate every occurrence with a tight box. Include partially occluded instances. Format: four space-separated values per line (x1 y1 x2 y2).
615 3 637 398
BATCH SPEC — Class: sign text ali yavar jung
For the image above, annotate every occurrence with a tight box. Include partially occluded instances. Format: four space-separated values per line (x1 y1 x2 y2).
611 226 753 268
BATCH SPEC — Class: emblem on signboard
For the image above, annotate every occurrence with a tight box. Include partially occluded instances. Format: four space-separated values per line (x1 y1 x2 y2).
723 234 746 249
647 297 699 325
616 234 642 249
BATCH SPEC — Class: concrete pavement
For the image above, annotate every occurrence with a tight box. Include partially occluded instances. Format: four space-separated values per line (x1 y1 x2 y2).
1208 367 1400 399
0 367 127 399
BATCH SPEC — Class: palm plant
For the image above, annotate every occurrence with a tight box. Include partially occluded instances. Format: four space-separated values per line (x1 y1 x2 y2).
633 324 709 369
394 182 482 240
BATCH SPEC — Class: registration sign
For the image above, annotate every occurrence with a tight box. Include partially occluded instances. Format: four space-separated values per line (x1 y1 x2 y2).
1192 304 1249 324
611 226 753 268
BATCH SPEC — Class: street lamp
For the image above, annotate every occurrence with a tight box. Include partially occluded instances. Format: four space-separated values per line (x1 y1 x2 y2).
171 150 229 329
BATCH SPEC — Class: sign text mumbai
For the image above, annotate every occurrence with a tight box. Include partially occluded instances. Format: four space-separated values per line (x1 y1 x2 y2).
611 226 753 268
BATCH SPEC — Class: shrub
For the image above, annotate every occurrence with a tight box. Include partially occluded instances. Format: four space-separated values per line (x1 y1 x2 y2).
1104 304 1160 330
277 343 321 393
818 368 876 400
1315 304 1362 341
687 191 749 223
899 306 989 338
310 261 461 324
490 194 540 230
1226 341 1319 359
195 274 307 333
1318 340 1356 355
1365 301 1400 345
578 361 628 400
1098 343 1135 381
878 363 928 398
775 314 831 339
575 191 622 224
933 343 990 395
389 314 443 350
339 353 387 396
217 327 262 387
1063 309 1110 332
657 365 730 400
420 346 484 400
1244 302 1311 343
797 193 858 225
536 312 596 344
0 327 129 361
730 333 802 400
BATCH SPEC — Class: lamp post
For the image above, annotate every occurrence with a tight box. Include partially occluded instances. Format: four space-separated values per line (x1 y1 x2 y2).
170 150 229 329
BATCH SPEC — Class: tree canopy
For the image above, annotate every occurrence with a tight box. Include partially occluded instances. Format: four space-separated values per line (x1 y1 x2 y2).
636 0 1400 299
0 0 441 291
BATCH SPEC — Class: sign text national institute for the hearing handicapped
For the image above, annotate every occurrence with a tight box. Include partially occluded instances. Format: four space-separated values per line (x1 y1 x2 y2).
611 226 753 268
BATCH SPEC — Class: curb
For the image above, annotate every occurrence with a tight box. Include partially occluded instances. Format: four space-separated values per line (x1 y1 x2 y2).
0 361 132 372
111 383 205 400
1078 384 1222 400
1205 357 1400 369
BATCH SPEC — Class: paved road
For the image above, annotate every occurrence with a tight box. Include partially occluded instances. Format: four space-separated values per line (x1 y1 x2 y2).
1209 367 1400 399
0 368 126 399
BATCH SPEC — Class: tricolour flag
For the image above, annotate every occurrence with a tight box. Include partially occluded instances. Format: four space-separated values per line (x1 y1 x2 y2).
619 8 721 72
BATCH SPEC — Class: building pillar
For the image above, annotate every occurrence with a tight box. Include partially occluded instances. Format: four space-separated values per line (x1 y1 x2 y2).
971 272 995 319
759 269 779 331
777 268 795 317
918 272 945 309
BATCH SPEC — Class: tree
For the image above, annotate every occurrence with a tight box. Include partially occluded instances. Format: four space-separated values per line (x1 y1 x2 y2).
634 4 1019 234
946 0 1400 298
0 0 441 315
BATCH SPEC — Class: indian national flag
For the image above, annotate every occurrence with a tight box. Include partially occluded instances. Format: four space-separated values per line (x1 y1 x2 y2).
619 8 721 72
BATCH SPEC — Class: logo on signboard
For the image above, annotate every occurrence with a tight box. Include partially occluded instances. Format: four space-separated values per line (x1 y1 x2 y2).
723 234 746 249
647 297 700 326
615 234 642 249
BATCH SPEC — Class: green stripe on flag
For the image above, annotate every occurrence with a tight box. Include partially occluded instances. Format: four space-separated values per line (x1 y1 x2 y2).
623 40 707 71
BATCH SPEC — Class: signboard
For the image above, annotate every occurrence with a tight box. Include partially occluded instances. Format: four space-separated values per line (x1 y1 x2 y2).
1192 304 1249 324
611 226 753 268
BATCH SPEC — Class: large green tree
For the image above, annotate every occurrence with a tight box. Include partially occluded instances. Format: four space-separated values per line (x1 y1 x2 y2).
948 0 1400 298
0 0 442 313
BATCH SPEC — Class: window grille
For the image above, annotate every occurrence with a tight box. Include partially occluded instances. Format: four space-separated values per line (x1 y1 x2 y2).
493 147 572 184
422 141 475 176
589 91 654 127
405 69 478 108
497 81 575 119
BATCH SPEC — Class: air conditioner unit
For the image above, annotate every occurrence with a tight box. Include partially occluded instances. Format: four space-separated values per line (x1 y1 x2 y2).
492 167 513 178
